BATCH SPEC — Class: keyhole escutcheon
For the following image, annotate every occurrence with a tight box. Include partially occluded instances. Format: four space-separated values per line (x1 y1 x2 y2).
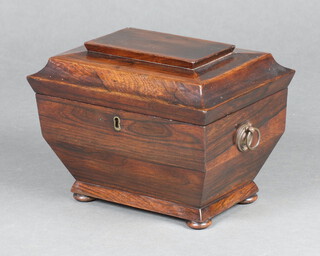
113 116 121 131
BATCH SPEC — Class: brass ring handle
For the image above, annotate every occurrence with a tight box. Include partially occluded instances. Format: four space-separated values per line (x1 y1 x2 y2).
246 126 261 150
236 123 261 152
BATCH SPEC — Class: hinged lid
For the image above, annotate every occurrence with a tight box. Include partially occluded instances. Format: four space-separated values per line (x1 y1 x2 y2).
27 28 295 125
85 28 235 69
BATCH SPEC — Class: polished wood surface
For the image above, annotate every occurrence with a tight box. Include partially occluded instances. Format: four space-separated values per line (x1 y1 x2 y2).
36 94 204 206
85 28 235 68
73 193 95 202
201 89 287 205
36 94 204 171
71 181 258 227
200 181 258 222
186 219 212 230
36 90 286 208
27 28 295 228
27 28 295 125
238 194 258 204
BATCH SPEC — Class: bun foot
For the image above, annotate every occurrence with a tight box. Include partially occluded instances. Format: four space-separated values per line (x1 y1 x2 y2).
186 219 212 230
73 193 96 202
238 194 258 204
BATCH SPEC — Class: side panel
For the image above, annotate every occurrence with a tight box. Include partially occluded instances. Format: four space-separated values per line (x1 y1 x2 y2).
36 95 205 207
202 89 287 205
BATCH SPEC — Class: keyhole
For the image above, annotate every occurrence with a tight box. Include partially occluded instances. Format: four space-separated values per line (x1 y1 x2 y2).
113 116 121 131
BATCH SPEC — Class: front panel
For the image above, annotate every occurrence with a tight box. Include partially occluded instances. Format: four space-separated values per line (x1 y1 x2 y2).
36 94 205 206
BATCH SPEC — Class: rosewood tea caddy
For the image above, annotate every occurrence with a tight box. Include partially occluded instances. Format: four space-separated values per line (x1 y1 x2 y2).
27 28 295 229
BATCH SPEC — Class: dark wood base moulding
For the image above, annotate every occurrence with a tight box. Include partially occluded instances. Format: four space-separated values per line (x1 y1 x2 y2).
71 181 259 230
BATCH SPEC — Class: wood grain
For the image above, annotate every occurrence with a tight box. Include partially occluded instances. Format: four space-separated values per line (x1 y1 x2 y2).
85 28 235 69
36 94 205 171
202 89 287 205
27 32 295 125
37 94 205 206
71 180 258 223
36 89 286 208
27 28 295 227
200 181 258 222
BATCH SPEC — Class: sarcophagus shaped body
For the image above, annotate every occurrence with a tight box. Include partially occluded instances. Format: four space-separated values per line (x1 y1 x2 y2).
27 28 295 229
